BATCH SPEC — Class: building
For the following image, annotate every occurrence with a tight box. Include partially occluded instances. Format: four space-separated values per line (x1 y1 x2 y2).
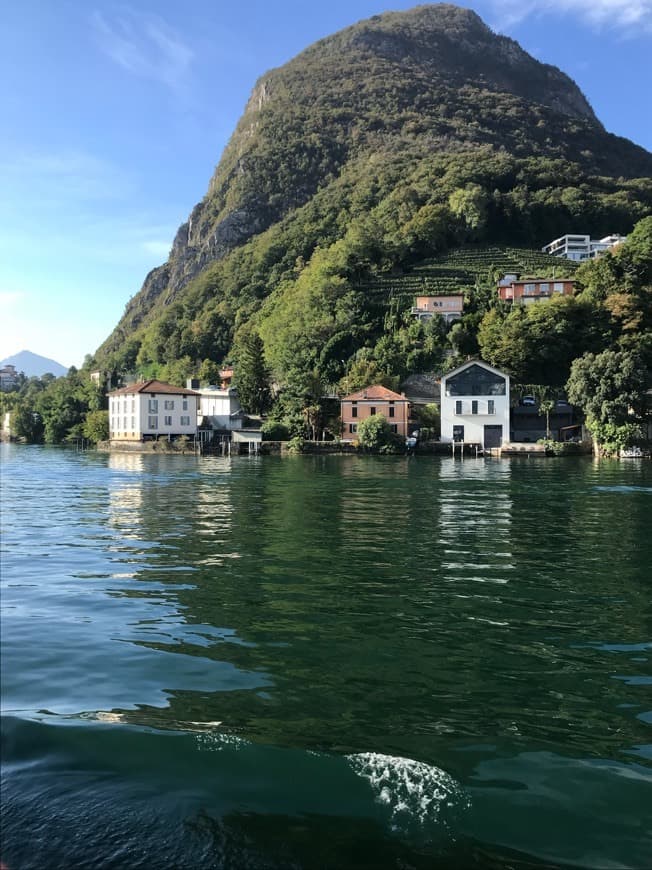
340 385 411 441
108 380 200 442
411 295 464 323
498 278 575 305
440 360 510 448
194 384 245 431
542 233 626 262
0 365 18 390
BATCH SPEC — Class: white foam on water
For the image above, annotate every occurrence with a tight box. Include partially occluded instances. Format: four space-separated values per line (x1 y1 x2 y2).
347 752 469 829
195 731 248 752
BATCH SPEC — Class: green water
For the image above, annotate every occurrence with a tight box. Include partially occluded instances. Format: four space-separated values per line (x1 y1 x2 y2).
1 444 651 869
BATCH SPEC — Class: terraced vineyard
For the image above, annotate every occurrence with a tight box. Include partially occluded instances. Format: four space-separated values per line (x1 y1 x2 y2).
357 245 578 301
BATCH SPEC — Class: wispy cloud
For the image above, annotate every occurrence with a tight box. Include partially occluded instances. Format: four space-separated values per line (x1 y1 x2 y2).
489 0 652 34
92 8 193 90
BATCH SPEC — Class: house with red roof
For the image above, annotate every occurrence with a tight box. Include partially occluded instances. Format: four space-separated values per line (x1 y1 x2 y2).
340 385 411 441
108 380 200 442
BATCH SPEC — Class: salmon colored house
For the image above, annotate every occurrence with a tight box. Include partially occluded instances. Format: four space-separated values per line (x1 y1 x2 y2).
341 385 411 441
498 278 575 304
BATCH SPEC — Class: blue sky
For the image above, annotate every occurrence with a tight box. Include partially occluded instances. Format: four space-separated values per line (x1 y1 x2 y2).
1 0 651 369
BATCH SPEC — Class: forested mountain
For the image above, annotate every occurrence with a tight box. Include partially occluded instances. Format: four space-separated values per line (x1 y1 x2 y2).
94 3 652 413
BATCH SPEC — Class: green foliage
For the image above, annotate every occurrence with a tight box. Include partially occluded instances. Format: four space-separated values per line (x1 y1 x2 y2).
415 403 441 437
83 410 109 443
286 436 306 454
537 438 582 455
566 348 648 433
357 413 394 449
583 421 645 455
232 330 271 415
5 370 106 444
478 296 612 386
261 420 290 441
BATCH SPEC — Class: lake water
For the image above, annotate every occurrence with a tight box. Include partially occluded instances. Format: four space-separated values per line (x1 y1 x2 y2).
1 444 651 869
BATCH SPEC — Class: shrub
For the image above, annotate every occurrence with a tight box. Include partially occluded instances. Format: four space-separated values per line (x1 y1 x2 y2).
287 436 305 454
261 420 291 441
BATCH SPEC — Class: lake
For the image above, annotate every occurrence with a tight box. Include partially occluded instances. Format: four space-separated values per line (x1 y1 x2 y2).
1 444 651 869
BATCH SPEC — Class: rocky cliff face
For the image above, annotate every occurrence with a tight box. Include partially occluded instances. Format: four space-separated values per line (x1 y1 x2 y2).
98 3 652 360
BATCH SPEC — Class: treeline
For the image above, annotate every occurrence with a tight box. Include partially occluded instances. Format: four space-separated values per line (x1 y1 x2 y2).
1 367 108 444
95 147 652 393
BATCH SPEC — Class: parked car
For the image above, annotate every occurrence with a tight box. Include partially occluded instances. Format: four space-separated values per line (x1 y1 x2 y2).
520 395 536 406
555 399 571 409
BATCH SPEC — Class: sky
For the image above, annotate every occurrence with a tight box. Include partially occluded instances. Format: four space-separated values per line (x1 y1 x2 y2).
1 0 651 369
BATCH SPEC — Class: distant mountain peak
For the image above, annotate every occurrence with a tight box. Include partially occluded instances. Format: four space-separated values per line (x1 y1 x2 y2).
0 350 68 378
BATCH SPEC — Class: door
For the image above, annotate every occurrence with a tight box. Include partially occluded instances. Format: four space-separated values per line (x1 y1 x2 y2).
484 424 502 448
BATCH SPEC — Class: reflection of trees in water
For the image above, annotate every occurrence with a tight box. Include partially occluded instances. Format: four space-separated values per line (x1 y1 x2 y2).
100 455 652 765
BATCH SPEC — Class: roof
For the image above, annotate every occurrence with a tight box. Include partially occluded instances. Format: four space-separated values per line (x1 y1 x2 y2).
442 359 508 381
108 379 200 397
342 384 407 402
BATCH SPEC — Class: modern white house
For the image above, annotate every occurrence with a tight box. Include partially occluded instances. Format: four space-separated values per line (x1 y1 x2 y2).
193 384 245 431
108 380 200 442
440 360 510 448
542 233 626 262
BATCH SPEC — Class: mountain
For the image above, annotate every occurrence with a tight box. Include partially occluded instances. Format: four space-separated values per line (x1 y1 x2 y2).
1 350 68 378
95 3 652 391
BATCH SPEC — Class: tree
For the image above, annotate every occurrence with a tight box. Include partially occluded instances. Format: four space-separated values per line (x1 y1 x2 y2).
566 348 648 451
83 410 109 443
233 330 271 415
357 413 394 449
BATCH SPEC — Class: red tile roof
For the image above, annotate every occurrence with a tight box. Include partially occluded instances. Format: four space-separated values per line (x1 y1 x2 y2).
342 384 407 401
108 380 200 397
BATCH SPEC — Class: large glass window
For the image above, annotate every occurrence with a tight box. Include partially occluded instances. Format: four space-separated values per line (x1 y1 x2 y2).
446 364 506 396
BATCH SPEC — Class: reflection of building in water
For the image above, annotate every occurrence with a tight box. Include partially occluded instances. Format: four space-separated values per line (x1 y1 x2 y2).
193 460 237 565
108 453 146 537
438 459 513 586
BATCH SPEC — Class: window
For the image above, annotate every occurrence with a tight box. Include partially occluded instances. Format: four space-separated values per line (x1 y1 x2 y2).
455 400 462 415
352 405 358 418
349 423 357 434
488 400 495 415
370 406 376 415
453 425 464 442
164 400 175 410
164 415 172 426
148 399 158 413
180 416 191 426
182 400 188 411
148 416 158 430
390 424 398 433
123 417 127 430
389 403 395 418
539 283 549 293
471 401 478 415
554 282 564 292
524 283 536 295
446 364 506 396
